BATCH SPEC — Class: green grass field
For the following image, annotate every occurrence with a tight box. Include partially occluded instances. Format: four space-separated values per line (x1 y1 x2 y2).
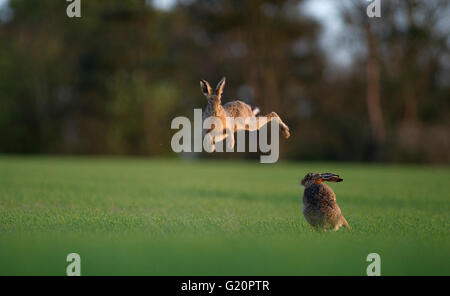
0 156 449 275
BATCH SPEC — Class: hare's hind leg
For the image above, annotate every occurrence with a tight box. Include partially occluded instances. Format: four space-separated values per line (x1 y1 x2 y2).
267 112 290 139
341 216 351 230
332 216 351 231
248 112 290 139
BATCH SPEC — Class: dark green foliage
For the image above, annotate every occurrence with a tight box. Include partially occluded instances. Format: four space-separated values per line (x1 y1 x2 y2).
0 0 448 162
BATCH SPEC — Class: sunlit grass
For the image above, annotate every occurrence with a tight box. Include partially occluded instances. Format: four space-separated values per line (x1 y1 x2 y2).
0 156 449 275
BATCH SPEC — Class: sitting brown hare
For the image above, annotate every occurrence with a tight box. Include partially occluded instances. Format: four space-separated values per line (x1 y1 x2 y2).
301 173 350 231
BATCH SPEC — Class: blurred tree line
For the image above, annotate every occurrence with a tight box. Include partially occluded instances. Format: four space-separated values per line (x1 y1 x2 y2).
0 0 448 163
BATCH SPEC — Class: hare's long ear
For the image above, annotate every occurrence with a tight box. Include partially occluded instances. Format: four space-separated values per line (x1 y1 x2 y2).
200 80 213 97
215 77 226 98
320 173 343 182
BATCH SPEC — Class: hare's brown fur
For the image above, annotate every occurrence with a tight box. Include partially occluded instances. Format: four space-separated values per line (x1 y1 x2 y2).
200 77 290 151
301 173 350 231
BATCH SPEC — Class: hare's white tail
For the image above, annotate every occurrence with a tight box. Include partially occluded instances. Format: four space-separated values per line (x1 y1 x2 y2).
252 107 260 116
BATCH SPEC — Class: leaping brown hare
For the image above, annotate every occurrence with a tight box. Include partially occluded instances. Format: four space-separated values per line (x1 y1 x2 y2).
301 173 350 231
200 77 290 152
